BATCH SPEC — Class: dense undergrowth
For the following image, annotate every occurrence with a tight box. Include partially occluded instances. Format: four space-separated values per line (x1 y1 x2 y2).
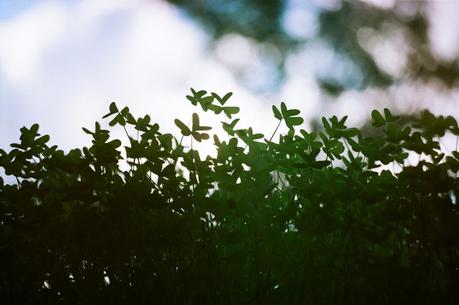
1 89 458 305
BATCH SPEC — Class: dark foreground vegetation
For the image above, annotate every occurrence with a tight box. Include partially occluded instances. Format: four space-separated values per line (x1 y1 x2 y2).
1 90 458 304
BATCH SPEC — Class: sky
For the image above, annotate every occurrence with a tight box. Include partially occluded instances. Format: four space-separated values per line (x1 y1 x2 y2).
0 0 294 156
1 0 459 160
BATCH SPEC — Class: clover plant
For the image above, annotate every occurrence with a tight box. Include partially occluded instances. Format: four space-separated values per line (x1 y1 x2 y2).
1 90 458 304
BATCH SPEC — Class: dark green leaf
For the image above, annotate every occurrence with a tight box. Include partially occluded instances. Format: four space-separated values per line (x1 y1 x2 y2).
272 105 282 120
175 119 191 136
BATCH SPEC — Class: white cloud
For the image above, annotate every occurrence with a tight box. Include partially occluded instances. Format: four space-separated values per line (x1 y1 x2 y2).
428 0 459 62
0 0 282 159
0 1 66 84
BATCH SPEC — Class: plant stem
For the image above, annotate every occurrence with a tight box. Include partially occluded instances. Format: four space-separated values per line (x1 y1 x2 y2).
269 120 282 143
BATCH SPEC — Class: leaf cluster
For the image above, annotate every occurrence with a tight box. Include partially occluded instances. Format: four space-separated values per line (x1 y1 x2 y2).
1 90 458 305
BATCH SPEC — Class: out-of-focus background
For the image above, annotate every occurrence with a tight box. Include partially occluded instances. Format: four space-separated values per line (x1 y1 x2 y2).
1 0 459 153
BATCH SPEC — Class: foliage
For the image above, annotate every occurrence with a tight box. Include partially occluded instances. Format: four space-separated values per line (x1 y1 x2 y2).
1 90 459 305
167 1 459 94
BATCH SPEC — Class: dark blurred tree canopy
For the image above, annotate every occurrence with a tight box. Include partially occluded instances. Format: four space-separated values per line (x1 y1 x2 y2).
168 0 459 95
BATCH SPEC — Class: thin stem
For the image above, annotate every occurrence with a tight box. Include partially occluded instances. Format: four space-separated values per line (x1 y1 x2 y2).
343 139 351 152
122 125 130 139
438 136 450 153
243 143 250 153
15 177 21 188
191 137 195 192
456 136 458 179
269 120 282 143
178 119 192 147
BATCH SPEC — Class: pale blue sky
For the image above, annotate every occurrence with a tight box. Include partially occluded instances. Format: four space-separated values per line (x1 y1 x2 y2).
0 0 40 20
0 0 321 153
